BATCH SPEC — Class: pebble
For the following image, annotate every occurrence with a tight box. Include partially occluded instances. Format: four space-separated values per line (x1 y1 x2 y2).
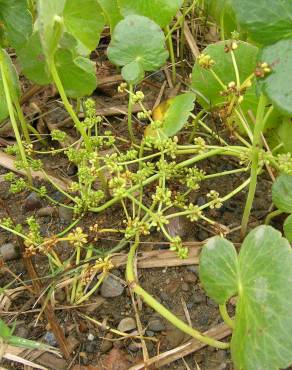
117 317 136 333
100 276 125 298
197 230 209 241
166 327 185 347
87 333 94 341
145 330 155 337
181 282 190 292
0 243 19 261
24 192 42 212
37 206 56 217
193 291 206 304
67 164 78 176
128 341 141 352
58 206 73 223
197 196 206 207
100 333 113 353
15 326 29 339
44 331 58 347
184 272 198 284
85 340 96 353
148 316 164 332
186 265 199 275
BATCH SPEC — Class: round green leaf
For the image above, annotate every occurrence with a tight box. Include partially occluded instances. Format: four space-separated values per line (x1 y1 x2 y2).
37 0 66 58
260 39 292 116
205 0 238 38
97 0 122 33
121 61 144 85
0 49 20 122
232 226 292 370
231 0 292 45
108 15 168 83
192 41 259 123
272 174 292 213
0 0 32 50
17 31 52 85
200 225 292 370
162 93 196 137
284 214 292 243
200 236 238 304
64 0 105 51
118 0 183 28
55 49 97 98
276 117 292 153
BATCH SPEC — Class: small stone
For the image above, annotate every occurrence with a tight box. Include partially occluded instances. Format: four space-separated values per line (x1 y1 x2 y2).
24 192 42 212
145 330 155 337
100 333 113 353
184 272 197 284
181 282 190 292
85 340 96 353
117 317 136 333
37 207 56 217
87 333 94 341
193 291 205 304
100 276 125 298
197 196 206 207
197 230 209 241
148 316 164 332
44 331 57 347
67 164 78 176
186 265 199 275
54 289 66 303
0 243 19 261
128 341 140 352
166 327 185 347
15 326 29 339
58 206 73 223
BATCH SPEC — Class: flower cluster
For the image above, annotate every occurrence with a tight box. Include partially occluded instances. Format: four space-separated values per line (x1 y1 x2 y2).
169 236 188 259
207 190 223 209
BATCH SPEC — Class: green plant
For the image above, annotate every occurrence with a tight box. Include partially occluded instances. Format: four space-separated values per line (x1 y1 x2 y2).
265 174 292 242
200 225 292 370
0 319 58 353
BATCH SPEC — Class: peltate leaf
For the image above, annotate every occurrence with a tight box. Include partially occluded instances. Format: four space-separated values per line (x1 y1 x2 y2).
97 0 122 33
199 236 238 304
37 0 65 58
64 0 105 51
200 225 292 370
55 49 97 98
259 39 292 115
192 41 258 124
230 0 292 45
161 93 196 137
276 117 292 153
17 31 52 85
0 48 20 122
107 15 168 84
272 174 292 213
121 61 144 85
0 0 32 49
284 214 292 243
205 0 238 38
118 0 183 28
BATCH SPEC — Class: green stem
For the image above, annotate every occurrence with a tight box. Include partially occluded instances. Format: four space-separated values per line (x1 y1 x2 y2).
219 304 234 329
75 271 107 305
128 84 135 143
265 209 283 225
14 100 31 145
49 59 91 151
241 95 270 237
0 54 32 184
126 237 229 349
165 25 176 84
